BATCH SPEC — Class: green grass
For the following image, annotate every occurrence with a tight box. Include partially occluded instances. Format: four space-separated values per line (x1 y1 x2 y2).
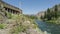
46 19 60 24
10 25 27 34
0 24 6 29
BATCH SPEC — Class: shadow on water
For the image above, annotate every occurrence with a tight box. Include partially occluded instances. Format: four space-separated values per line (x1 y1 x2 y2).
35 20 60 34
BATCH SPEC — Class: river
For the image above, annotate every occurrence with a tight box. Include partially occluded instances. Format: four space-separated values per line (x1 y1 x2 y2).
36 20 60 34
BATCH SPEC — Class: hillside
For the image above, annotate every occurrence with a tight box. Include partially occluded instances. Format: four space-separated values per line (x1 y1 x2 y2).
0 9 43 34
37 4 60 18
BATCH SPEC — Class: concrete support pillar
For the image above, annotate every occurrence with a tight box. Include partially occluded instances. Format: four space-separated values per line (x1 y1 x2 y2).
9 9 11 13
16 11 17 14
14 11 16 14
6 8 8 12
11 10 13 14
7 8 9 12
12 10 14 14
15 11 17 14
10 9 12 13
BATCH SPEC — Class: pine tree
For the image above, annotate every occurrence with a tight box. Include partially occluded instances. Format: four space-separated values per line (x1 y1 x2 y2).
40 15 44 20
46 8 51 20
44 11 47 18
54 5 58 18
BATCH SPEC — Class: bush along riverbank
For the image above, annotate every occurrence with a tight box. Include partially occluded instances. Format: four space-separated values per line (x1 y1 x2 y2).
45 17 60 25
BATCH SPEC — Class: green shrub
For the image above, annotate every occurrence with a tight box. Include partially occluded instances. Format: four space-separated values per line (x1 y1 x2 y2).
4 11 12 19
0 24 5 29
7 13 12 19
10 26 27 34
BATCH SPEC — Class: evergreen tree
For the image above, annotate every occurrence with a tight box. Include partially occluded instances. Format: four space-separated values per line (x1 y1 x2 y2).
40 15 44 19
44 11 47 18
46 8 52 20
51 11 54 19
54 5 58 18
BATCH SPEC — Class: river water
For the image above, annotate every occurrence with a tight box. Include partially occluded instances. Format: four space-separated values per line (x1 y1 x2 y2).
36 20 60 34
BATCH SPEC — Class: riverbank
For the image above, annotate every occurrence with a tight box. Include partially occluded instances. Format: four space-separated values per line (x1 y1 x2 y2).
45 17 60 25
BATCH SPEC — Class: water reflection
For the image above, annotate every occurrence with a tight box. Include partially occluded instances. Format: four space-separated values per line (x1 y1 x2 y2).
36 20 60 34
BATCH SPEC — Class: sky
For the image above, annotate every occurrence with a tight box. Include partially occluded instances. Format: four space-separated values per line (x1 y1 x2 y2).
3 0 60 15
